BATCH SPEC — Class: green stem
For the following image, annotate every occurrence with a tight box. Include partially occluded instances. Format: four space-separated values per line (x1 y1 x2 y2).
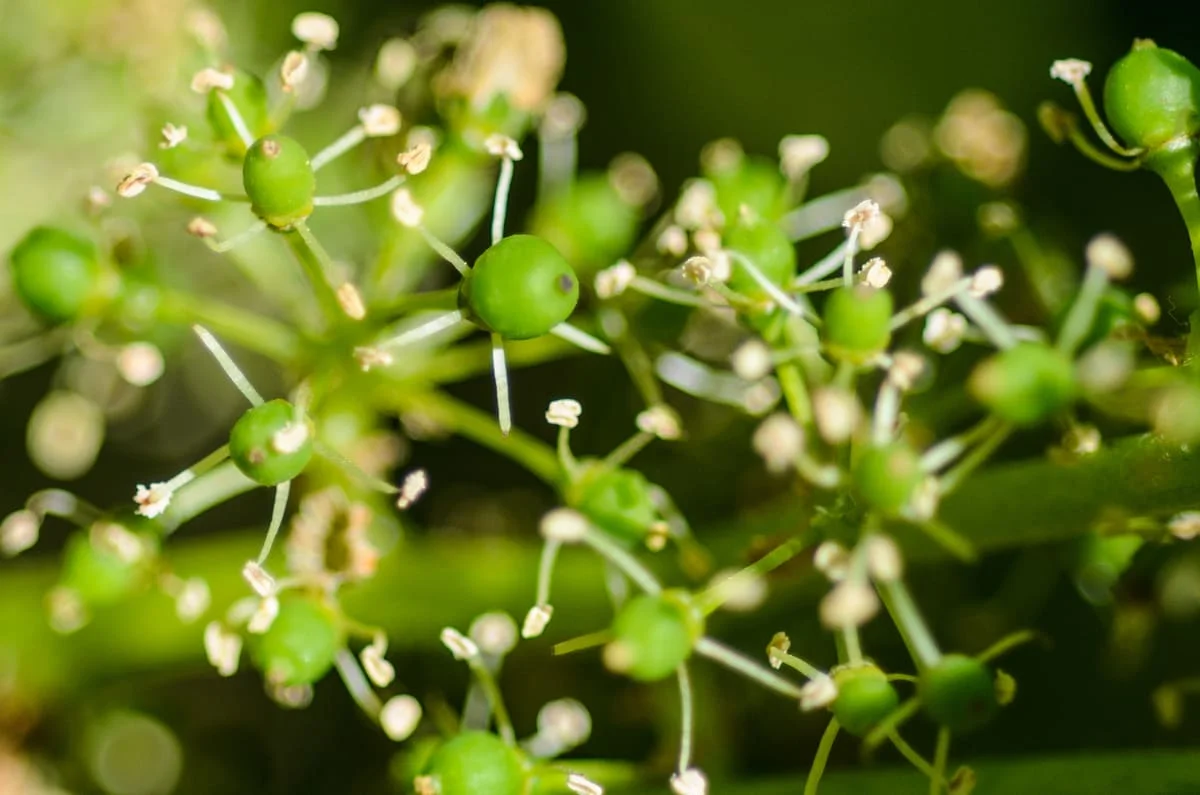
284 224 346 327
1147 141 1200 293
157 288 304 363
804 718 840 795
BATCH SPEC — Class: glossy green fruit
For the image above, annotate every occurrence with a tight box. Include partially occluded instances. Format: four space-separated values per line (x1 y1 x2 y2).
421 731 527 795
607 590 704 682
228 399 314 486
459 235 579 340
529 174 640 275
723 216 797 300
822 286 894 364
831 664 901 737
207 69 271 157
1103 40 1200 151
251 594 342 686
968 342 1076 426
569 462 659 546
243 135 316 229
10 227 104 323
852 442 924 518
707 155 787 222
60 529 152 606
919 654 998 733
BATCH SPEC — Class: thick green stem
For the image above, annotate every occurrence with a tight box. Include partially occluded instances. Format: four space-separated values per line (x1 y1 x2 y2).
283 225 346 327
1148 141 1200 292
157 289 304 364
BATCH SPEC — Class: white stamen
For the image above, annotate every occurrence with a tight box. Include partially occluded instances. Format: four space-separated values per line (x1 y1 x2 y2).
670 767 708 795
396 469 428 510
540 508 590 544
595 260 637 298
859 212 893 250
813 541 851 582
380 695 422 741
280 51 309 91
819 580 880 629
731 340 773 382
546 398 583 428
799 674 839 711
1050 58 1093 86
159 123 188 149
134 482 172 518
117 163 159 198
175 577 211 623
859 257 892 288
335 282 366 321
247 595 280 634
397 142 432 175
292 12 339 50
271 422 310 454
439 627 479 660
812 387 861 445
390 188 424 227
752 413 804 474
376 38 418 90
567 773 604 795
522 604 554 638
767 632 791 669
636 405 683 440
923 308 968 353
484 134 524 161
354 346 395 372
680 255 713 285
922 251 964 296
359 104 402 137
1 510 39 557
675 180 720 229
1169 511 1200 541
204 621 242 677
362 635 396 686
887 351 925 391
779 134 830 180
242 560 276 597
90 522 146 563
1134 293 1161 325
190 67 234 93
864 535 904 582
706 567 768 612
969 266 1004 298
187 217 218 238
658 224 689 256
843 199 880 232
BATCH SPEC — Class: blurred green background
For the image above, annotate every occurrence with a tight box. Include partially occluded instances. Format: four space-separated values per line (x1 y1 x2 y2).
4 0 1200 792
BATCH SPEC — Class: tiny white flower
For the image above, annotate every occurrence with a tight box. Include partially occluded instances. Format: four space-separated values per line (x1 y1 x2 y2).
843 199 881 232
522 604 554 638
1086 233 1133 280
440 627 479 660
887 351 925 391
812 387 860 445
397 142 432 175
779 134 830 180
280 51 310 91
484 134 523 160
134 482 171 518
812 541 851 582
859 257 892 288
657 224 689 257
292 11 339 50
187 216 218 238
546 398 583 428
469 611 519 656
922 251 965 296
1169 511 1200 541
380 694 422 741
242 560 276 597
359 104 402 137
362 635 396 687
540 508 589 544
1 510 39 557
800 674 839 711
247 595 280 634
204 621 243 676
396 469 428 510
567 773 604 795
116 342 165 387
752 413 804 474
670 767 708 795
819 580 880 629
636 405 683 440
175 577 211 623
390 188 424 227
595 260 637 299
1050 58 1093 86
923 308 968 354
159 123 188 149
272 421 310 454
190 67 235 93
968 266 1004 298
117 163 159 198
864 535 904 582
731 339 773 381
680 255 713 285
375 37 418 90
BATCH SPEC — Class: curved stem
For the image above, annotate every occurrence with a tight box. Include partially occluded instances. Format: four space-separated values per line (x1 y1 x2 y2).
1147 142 1200 293
284 223 346 327
804 718 840 795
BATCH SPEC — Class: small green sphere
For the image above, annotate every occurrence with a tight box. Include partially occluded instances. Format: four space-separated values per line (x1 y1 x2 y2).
60 530 152 606
919 654 999 733
10 227 104 323
529 175 640 275
243 135 316 229
251 593 343 686
421 731 528 795
228 399 314 486
968 342 1076 426
1103 40 1200 151
852 442 924 518
207 69 271 157
707 155 787 222
569 462 660 546
831 664 901 737
724 216 797 300
459 235 579 340
822 285 894 364
607 590 704 682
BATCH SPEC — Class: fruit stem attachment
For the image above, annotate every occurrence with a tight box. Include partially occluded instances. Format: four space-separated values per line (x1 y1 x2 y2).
285 222 349 325
1146 142 1200 292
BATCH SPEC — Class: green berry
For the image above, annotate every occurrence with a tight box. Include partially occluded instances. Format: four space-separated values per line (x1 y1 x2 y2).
228 399 314 486
251 593 343 686
1103 40 1200 152
568 462 660 546
243 135 316 230
918 654 999 733
60 529 154 606
607 590 704 682
723 216 797 300
968 342 1076 426
459 235 579 340
420 731 527 795
529 174 640 275
831 664 901 737
707 155 787 222
9 226 105 323
822 285 894 364
852 442 924 518
207 69 271 157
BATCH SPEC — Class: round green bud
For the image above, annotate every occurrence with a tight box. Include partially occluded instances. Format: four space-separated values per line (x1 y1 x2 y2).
568 462 660 546
707 155 787 222
9 226 105 323
968 342 1076 426
918 654 999 733
607 590 704 682
251 593 343 686
1103 40 1200 151
207 69 271 157
459 235 579 340
242 135 316 230
228 399 314 486
60 529 154 606
421 731 527 795
822 286 894 364
529 175 640 275
723 216 797 300
831 664 901 737
852 442 924 518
